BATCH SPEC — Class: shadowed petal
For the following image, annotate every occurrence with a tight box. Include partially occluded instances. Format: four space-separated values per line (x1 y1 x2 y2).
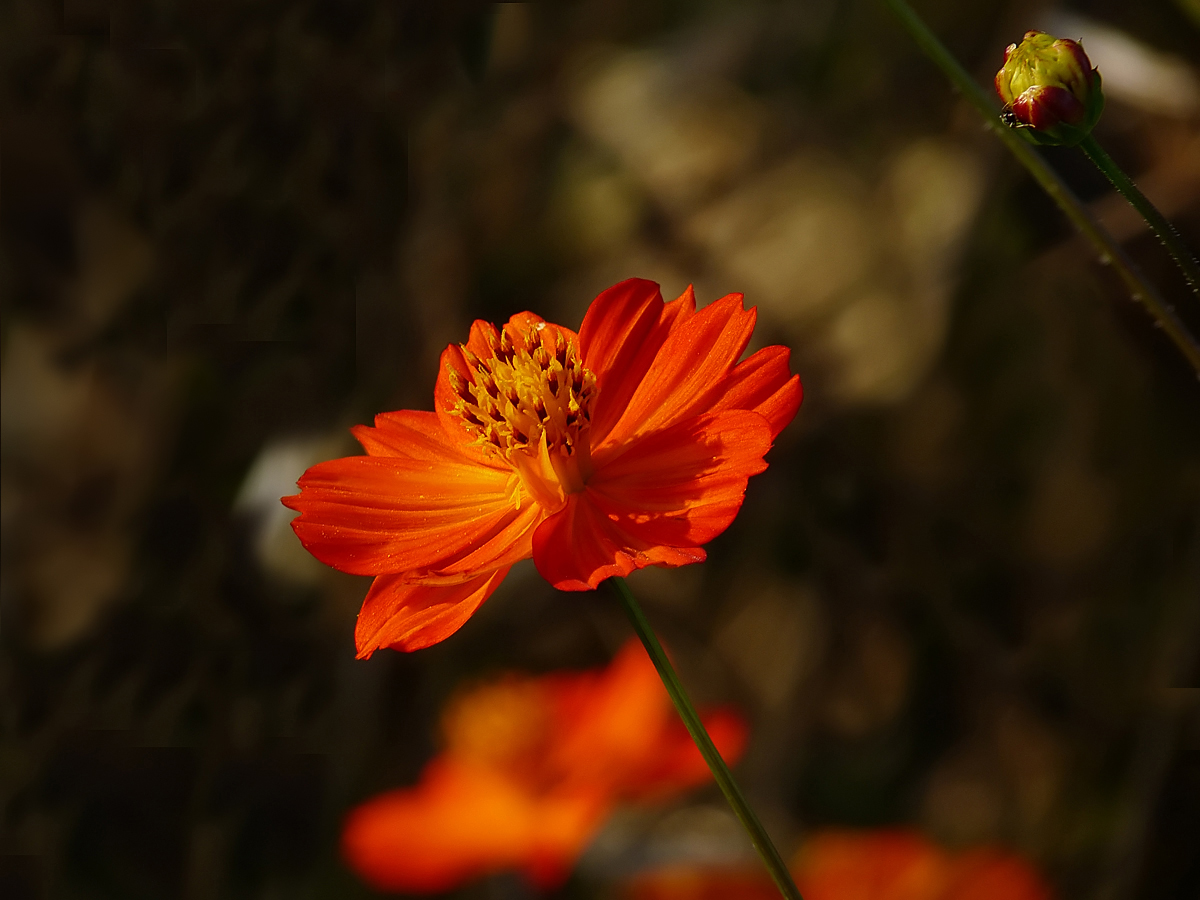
532 493 706 591
590 410 773 545
355 568 512 657
285 451 525 577
596 294 758 455
534 410 771 589
579 279 696 446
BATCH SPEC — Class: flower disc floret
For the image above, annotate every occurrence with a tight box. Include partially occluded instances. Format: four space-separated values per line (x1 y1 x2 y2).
449 321 597 465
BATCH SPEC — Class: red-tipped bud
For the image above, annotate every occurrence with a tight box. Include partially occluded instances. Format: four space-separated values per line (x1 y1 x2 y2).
1012 85 1086 130
995 30 1104 146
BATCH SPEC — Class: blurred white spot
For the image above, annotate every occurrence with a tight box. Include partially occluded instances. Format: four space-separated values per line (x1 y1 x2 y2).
235 434 349 587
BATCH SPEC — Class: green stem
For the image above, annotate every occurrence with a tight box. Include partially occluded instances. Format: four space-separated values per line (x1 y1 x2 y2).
880 0 1200 376
609 576 803 900
1078 134 1200 299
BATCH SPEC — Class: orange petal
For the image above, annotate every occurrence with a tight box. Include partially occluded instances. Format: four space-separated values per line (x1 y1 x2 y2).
531 493 706 591
596 293 758 454
942 849 1054 900
350 409 464 459
578 279 696 446
355 568 511 656
533 410 771 590
286 450 529 577
708 345 803 439
626 707 748 799
431 339 507 463
543 640 747 800
546 639 677 788
590 409 773 545
341 757 607 894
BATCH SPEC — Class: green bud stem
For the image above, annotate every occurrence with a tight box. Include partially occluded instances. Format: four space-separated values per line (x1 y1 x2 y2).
609 576 804 900
880 0 1200 376
1078 134 1200 301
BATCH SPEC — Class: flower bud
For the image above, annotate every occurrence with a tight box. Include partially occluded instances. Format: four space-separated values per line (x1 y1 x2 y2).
995 30 1104 146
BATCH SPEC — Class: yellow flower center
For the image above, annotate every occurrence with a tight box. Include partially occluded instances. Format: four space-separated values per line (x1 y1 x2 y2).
449 320 597 503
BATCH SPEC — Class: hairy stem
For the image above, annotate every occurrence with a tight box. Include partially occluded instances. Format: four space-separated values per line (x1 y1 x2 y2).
1078 134 1200 300
880 0 1200 375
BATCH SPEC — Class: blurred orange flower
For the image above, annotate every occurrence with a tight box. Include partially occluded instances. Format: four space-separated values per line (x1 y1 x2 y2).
623 865 780 900
284 278 801 656
792 829 1053 900
621 829 1053 900
341 639 747 893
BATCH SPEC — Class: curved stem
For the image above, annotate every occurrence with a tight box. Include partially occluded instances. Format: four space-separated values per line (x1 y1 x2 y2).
1078 134 1200 299
880 0 1200 375
609 576 803 900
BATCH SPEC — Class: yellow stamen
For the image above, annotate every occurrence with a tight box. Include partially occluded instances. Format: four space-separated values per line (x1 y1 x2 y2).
450 321 596 501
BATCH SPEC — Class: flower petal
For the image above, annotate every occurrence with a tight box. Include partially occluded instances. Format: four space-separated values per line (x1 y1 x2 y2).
533 410 771 590
627 707 748 799
591 409 773 545
579 279 696 447
355 567 511 657
532 494 706 591
595 293 758 458
351 409 468 459
285 449 530 577
341 757 606 894
546 640 748 797
546 639 677 788
707 345 803 439
433 341 496 461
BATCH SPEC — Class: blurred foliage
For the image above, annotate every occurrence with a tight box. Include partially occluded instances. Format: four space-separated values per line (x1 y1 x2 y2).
2 1 1198 899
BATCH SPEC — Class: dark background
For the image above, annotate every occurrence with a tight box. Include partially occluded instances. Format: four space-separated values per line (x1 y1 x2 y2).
3 1 1198 898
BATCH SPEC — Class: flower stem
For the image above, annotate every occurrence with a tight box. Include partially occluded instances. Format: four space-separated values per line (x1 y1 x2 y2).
1078 134 1200 300
879 0 1200 376
609 576 803 900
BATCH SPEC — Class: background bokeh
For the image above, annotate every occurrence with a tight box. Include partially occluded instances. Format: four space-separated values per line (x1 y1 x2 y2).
3 1 1199 897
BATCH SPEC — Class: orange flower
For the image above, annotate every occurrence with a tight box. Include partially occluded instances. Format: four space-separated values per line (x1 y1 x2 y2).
340 639 748 893
792 829 1053 900
941 848 1054 900
793 830 952 900
284 278 801 656
622 865 780 900
617 832 1054 899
